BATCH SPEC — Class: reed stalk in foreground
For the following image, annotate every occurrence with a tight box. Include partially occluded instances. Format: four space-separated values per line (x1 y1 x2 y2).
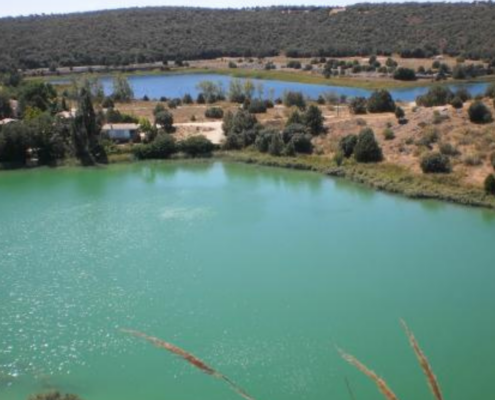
338 348 400 400
400 320 443 400
121 328 255 400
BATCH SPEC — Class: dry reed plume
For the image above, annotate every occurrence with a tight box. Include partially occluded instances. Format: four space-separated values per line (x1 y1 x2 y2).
339 320 444 400
400 320 443 400
338 348 400 400
121 328 255 400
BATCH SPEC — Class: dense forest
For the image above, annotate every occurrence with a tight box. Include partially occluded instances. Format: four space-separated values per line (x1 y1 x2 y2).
1 3 495 70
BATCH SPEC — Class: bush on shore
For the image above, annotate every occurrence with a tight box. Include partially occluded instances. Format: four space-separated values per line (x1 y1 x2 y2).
420 152 451 173
354 128 383 162
485 174 495 195
179 135 215 157
132 134 177 159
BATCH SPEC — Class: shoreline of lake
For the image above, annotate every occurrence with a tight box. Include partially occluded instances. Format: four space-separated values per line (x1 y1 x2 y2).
44 67 495 92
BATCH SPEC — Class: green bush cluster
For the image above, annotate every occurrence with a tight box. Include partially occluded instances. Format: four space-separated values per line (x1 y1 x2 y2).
420 152 451 173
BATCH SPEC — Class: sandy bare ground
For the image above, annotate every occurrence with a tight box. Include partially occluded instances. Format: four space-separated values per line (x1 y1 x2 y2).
174 121 225 144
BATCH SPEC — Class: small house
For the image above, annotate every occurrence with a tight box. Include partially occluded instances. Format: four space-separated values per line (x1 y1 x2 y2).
102 123 140 143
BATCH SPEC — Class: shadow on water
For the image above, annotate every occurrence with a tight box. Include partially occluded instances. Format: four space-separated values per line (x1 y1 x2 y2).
222 162 324 194
332 176 376 202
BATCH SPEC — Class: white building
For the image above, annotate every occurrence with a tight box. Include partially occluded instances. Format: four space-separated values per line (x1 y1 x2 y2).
102 123 140 143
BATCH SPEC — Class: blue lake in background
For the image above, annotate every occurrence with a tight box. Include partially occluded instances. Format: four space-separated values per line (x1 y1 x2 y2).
56 73 492 102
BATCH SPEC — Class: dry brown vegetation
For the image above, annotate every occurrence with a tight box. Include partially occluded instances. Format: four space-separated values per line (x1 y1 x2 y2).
340 321 443 400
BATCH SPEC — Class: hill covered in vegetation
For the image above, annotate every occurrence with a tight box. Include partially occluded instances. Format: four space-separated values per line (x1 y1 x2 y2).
1 3 495 70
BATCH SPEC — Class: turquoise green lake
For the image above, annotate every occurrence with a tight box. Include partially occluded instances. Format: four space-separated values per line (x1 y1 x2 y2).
1 161 495 400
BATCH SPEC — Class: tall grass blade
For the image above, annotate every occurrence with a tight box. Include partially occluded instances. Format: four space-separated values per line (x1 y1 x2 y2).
338 348 400 400
344 377 357 400
121 328 255 400
400 320 443 400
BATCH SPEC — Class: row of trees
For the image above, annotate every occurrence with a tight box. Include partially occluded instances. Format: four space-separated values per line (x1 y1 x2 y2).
2 4 495 70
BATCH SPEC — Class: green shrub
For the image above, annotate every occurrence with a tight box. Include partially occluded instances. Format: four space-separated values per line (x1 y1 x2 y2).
367 90 396 113
349 97 367 114
179 135 215 157
354 128 383 163
255 128 278 153
268 132 284 156
383 128 395 141
394 106 405 119
416 86 454 107
339 134 358 158
484 174 495 195
286 60 302 69
450 96 464 109
287 110 303 126
420 152 451 173
154 110 174 133
455 88 471 102
485 83 495 98
393 67 416 81
222 109 258 135
283 91 306 110
248 99 267 114
205 107 224 119
333 151 345 166
468 101 493 124
303 105 325 135
133 134 177 159
182 94 194 104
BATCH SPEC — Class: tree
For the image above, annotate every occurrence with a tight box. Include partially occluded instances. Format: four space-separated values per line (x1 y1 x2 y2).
282 124 313 153
268 132 284 156
416 86 454 107
283 91 306 110
0 121 30 164
133 134 177 159
0 92 12 119
485 174 495 195
468 101 493 124
393 67 416 81
354 128 383 163
420 152 451 173
485 83 495 98
339 134 358 158
179 135 215 157
222 109 257 135
111 75 134 102
155 110 175 132
73 88 106 165
450 96 464 109
18 81 57 115
395 106 405 119
287 110 303 126
303 105 324 135
367 90 395 113
205 107 224 119
349 97 367 114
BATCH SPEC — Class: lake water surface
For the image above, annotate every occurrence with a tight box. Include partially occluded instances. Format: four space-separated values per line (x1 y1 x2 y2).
1 161 495 400
94 73 492 102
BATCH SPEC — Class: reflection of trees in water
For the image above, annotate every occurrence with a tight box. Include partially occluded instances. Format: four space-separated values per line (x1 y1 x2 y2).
332 176 376 202
136 160 216 184
222 162 324 195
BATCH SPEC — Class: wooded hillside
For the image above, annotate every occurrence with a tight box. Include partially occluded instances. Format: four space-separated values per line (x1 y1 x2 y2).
1 3 495 70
